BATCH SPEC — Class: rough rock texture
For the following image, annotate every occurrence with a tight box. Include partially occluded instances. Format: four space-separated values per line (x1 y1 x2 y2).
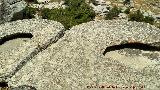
0 0 27 24
29 2 66 9
3 20 160 90
0 19 65 82
10 85 37 90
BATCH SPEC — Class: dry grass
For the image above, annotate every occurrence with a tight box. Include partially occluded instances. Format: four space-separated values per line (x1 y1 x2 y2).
104 0 160 14
134 0 160 14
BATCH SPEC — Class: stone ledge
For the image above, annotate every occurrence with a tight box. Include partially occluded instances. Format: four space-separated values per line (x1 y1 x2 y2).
7 20 160 90
0 19 65 82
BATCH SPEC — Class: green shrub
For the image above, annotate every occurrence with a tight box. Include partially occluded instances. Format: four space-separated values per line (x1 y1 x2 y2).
129 10 144 22
42 0 95 29
90 0 99 6
143 16 155 25
124 8 130 14
11 10 24 21
24 0 38 3
123 0 130 5
129 10 155 25
12 0 95 29
105 6 121 20
23 6 37 19
12 6 36 21
64 0 85 7
157 25 160 29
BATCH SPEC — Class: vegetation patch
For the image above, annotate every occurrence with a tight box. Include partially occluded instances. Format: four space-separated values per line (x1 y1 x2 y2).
41 0 95 29
129 10 155 25
12 6 37 21
14 0 95 29
124 8 130 14
0 81 8 90
24 0 38 4
105 6 121 20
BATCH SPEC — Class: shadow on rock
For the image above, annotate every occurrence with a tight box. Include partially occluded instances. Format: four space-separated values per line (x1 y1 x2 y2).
11 85 37 90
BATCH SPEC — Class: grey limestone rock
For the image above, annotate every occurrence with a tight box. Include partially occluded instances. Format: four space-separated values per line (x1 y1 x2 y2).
2 20 159 90
0 0 27 24
11 85 37 90
0 19 65 82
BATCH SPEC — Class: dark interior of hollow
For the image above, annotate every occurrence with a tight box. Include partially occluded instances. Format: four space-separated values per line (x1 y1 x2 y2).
0 81 8 88
0 33 33 45
103 42 160 55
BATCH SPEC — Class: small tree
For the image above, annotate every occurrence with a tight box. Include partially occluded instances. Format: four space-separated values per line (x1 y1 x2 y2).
143 16 155 25
23 6 37 19
123 0 130 5
124 8 130 14
129 10 155 25
12 6 36 21
129 10 144 22
24 0 38 3
90 0 99 6
64 0 85 7
105 6 121 20
41 0 95 29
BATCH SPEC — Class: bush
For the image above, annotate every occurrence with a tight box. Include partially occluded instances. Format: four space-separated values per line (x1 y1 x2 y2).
12 0 95 29
143 16 155 25
12 6 36 21
64 0 85 7
11 10 24 21
42 0 95 29
129 10 155 25
23 6 37 19
105 6 121 20
123 0 130 5
90 0 99 6
24 0 38 3
124 8 130 14
129 10 144 22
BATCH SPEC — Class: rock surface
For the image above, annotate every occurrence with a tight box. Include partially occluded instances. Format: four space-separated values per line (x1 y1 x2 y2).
11 85 37 90
0 19 65 82
0 0 27 24
29 1 66 9
1 20 159 90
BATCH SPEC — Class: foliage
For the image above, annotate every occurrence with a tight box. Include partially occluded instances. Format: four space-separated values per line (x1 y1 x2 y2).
143 16 155 25
23 6 37 19
90 0 99 6
123 0 130 5
12 6 36 21
41 0 95 29
129 10 144 22
64 0 85 7
24 0 38 3
105 6 121 20
124 8 130 14
128 10 155 25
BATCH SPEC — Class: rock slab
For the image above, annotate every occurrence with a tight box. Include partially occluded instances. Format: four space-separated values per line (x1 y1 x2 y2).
4 20 160 90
